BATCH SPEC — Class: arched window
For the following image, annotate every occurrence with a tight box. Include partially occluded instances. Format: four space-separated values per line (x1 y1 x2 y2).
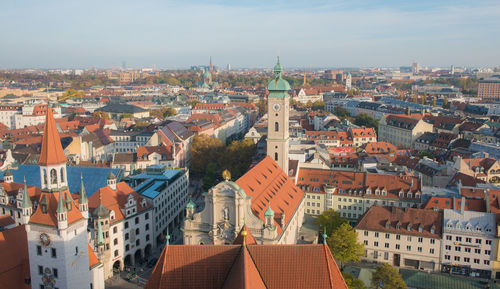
275 152 278 161
50 169 57 185
275 122 279 132
60 168 65 183
43 169 48 185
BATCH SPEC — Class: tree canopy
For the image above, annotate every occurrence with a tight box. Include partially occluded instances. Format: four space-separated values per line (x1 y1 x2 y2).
342 272 367 289
316 209 348 233
371 264 407 289
327 223 364 270
91 111 109 120
354 113 378 130
190 135 256 189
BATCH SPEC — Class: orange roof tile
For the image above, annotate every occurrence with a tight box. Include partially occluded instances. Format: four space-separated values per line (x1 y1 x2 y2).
88 182 150 224
38 108 67 166
29 190 83 227
423 196 486 212
222 246 266 289
356 206 442 238
146 244 347 289
88 245 100 269
0 225 30 289
235 156 305 235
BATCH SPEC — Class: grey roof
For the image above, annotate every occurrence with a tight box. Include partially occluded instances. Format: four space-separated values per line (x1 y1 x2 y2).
97 103 147 114
113 153 137 164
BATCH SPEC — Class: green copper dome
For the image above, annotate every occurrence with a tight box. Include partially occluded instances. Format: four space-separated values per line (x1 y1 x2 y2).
267 56 291 96
186 199 196 209
264 205 274 217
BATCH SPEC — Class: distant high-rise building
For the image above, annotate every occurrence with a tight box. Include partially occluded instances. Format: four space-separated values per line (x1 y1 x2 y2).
412 62 419 74
227 63 231 71
346 73 352 90
451 65 455 75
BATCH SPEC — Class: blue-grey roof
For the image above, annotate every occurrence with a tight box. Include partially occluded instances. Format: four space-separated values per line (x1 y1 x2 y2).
0 165 121 196
129 168 183 199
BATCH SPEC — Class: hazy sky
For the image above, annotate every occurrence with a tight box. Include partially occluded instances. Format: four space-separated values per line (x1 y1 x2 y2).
1 0 499 69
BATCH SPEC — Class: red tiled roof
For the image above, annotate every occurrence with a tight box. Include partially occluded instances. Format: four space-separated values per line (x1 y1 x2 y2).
88 182 150 224
29 190 84 227
362 142 396 154
356 206 442 238
297 168 421 200
38 108 67 166
0 215 15 228
235 156 305 235
145 244 347 289
423 196 485 212
88 245 100 269
0 225 30 289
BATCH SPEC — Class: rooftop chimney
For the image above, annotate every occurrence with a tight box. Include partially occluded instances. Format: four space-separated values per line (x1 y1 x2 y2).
460 196 465 214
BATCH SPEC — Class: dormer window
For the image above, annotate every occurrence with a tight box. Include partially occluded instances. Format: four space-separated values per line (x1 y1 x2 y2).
418 225 423 233
407 192 413 198
399 191 404 198
430 226 435 234
407 223 412 231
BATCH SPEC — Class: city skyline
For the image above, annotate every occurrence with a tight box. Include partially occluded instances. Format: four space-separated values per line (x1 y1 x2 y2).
1 0 500 69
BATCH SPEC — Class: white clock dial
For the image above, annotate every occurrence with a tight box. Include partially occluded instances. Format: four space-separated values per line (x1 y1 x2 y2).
273 103 281 112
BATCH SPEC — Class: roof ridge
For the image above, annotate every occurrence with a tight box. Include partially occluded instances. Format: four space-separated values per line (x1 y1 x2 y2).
244 245 268 289
322 243 335 289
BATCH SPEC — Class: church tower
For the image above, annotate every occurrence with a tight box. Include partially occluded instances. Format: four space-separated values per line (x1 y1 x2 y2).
26 108 93 289
266 57 290 174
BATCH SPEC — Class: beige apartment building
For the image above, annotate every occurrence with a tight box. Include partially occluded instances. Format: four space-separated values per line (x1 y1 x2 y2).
356 206 443 271
378 113 433 148
297 168 422 220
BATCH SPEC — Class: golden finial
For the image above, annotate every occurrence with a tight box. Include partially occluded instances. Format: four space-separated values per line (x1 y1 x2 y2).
222 169 231 181
242 226 248 247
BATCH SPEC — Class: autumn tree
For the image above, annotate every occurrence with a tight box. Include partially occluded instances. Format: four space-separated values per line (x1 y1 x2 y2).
190 134 224 176
327 223 364 270
91 111 109 120
220 139 256 179
371 264 407 289
342 272 367 289
311 100 325 111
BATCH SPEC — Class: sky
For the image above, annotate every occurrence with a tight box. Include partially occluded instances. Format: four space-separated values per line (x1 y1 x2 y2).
1 0 499 69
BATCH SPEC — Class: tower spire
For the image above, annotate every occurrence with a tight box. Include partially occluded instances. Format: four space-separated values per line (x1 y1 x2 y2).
21 177 32 209
79 174 88 204
39 108 66 166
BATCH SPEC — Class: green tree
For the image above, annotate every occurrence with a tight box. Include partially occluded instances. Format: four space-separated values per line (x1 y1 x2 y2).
202 162 218 191
334 106 351 119
316 209 348 233
311 100 325 111
371 264 407 289
342 272 367 289
327 223 364 270
354 113 378 130
256 99 267 115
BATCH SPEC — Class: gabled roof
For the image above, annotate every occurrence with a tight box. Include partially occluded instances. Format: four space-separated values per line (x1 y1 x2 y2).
29 190 84 227
145 244 348 289
233 225 257 245
356 206 442 238
235 156 305 235
88 182 150 224
38 108 67 166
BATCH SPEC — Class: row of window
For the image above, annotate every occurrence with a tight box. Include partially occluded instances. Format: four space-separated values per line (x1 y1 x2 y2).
365 231 436 244
366 241 435 254
444 245 491 255
444 235 491 245
444 255 490 265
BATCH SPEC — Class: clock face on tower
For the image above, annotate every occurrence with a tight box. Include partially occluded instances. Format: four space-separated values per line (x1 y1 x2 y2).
272 103 281 112
39 233 51 247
